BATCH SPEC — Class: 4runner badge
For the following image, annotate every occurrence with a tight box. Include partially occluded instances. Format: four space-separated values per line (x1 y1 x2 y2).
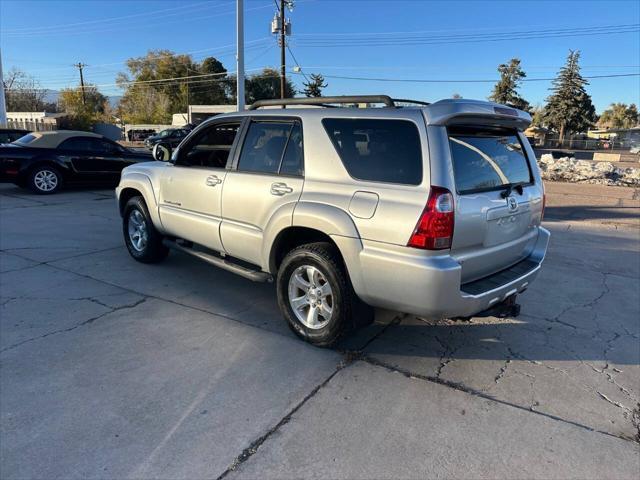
507 196 518 212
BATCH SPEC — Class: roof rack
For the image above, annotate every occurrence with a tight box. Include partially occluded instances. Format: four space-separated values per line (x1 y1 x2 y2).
248 95 396 110
392 98 431 107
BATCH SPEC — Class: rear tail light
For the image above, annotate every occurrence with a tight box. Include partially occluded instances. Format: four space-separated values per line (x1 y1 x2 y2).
408 186 455 250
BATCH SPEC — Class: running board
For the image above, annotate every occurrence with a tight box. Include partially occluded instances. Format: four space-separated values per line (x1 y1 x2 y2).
162 239 272 283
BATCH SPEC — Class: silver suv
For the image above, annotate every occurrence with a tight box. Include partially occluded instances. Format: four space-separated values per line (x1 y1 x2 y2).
116 95 549 346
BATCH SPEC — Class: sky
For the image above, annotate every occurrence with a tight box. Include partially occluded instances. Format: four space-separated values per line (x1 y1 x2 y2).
1 0 639 113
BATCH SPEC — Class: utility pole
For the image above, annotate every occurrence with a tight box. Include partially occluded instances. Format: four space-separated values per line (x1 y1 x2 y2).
272 1 292 105
236 0 245 111
74 62 87 105
0 48 7 127
279 0 286 101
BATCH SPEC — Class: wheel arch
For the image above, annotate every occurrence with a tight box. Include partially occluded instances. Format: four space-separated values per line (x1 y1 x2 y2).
117 173 162 230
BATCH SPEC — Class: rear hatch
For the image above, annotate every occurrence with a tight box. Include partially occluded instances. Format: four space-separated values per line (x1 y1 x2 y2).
446 125 544 283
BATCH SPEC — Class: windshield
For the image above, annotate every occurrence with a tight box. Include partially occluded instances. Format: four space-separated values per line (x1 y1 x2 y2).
158 129 173 138
12 133 38 146
448 127 532 194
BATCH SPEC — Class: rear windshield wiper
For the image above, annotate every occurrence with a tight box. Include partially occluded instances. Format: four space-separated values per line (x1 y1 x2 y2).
500 181 527 198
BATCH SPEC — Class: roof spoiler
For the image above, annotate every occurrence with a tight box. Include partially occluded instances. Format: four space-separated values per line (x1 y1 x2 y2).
424 99 532 130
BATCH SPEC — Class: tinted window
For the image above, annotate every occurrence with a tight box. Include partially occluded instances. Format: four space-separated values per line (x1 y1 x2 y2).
88 138 120 153
448 127 532 194
59 137 94 151
280 123 303 176
322 119 422 185
178 123 240 168
238 121 293 174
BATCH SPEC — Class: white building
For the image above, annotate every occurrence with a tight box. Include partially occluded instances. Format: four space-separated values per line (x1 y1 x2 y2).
6 112 68 132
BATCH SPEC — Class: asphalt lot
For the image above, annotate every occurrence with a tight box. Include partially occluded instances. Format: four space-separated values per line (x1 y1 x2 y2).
0 182 638 479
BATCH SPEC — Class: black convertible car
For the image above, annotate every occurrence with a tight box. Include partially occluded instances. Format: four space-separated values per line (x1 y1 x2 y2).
0 130 153 194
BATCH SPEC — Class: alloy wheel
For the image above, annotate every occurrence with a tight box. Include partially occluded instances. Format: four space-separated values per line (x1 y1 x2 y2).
287 265 334 329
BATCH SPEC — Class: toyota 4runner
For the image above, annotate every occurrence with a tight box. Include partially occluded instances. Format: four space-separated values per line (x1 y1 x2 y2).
116 95 550 346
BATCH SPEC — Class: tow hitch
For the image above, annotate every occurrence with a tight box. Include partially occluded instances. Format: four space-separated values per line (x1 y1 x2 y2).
453 294 522 321
494 294 521 318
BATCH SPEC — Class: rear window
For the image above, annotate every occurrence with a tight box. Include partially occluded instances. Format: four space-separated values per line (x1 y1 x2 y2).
322 118 422 185
448 127 532 194
13 134 38 145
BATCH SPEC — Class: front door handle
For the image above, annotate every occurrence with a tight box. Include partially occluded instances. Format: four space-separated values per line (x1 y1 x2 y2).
270 182 293 196
205 175 222 187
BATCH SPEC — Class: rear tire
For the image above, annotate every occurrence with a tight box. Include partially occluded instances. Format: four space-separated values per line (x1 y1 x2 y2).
28 165 62 194
123 196 169 263
277 242 370 347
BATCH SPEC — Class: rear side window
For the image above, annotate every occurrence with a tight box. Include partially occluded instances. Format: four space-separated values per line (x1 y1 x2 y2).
238 120 303 176
322 118 422 185
448 127 532 194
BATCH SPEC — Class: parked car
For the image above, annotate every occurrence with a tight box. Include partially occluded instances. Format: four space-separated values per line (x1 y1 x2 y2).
143 128 190 150
0 128 30 144
0 130 153 194
116 95 549 346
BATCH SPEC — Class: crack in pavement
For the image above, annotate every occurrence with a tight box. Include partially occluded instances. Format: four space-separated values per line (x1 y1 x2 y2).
356 354 639 444
0 298 147 354
216 357 355 479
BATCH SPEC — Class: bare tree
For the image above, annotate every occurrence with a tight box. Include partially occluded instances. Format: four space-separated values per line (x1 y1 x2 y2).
3 68 54 112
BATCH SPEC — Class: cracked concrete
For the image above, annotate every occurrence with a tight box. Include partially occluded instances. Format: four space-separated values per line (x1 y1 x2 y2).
1 182 638 479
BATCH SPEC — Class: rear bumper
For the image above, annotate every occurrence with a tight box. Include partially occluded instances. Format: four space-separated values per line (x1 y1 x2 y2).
353 227 550 318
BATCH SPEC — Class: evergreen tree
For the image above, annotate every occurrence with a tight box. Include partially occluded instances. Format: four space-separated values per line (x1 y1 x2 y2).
488 58 530 111
543 50 596 143
303 73 327 97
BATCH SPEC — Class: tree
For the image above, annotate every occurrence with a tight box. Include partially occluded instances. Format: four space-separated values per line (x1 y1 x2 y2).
189 57 230 106
303 73 327 97
58 85 108 130
530 105 546 128
118 84 172 124
543 50 596 143
3 68 56 112
451 93 463 99
226 68 296 105
597 103 639 129
488 58 530 111
116 50 234 123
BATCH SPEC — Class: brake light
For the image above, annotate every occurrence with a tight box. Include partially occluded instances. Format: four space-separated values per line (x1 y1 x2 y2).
408 186 455 250
541 192 546 221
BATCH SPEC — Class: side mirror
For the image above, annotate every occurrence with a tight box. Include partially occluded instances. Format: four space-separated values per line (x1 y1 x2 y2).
152 143 172 162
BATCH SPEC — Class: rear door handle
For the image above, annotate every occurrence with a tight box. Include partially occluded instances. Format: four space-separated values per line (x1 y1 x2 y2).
270 182 293 196
205 175 222 187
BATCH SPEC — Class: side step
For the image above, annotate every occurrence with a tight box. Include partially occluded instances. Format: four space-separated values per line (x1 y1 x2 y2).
163 239 273 283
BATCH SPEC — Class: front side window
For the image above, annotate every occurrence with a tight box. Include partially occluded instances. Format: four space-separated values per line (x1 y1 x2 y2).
237 121 303 175
177 123 240 168
448 127 532 194
322 118 423 185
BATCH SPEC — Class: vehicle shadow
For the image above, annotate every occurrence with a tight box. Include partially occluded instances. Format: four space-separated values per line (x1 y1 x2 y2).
341 314 639 366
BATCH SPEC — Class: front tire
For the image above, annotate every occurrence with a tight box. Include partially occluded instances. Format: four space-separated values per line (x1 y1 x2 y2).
277 242 358 347
123 196 169 263
28 165 62 194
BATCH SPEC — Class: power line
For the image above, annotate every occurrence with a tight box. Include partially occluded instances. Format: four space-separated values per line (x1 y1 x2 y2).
289 71 640 83
1 1 219 33
293 24 639 47
2 3 273 38
285 45 310 83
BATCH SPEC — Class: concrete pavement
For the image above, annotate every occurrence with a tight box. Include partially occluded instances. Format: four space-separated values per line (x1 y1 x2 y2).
0 182 638 479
